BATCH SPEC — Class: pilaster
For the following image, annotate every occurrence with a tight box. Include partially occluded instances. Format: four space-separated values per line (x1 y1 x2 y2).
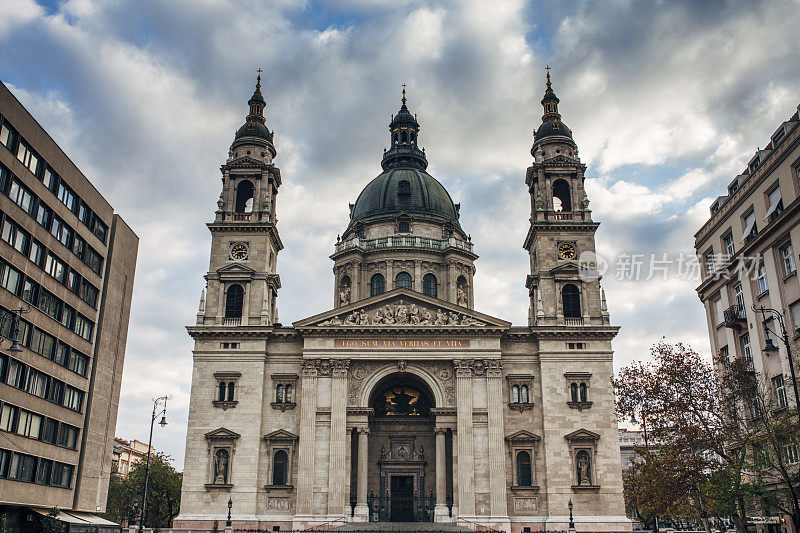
454 359 475 516
327 359 350 516
296 361 318 516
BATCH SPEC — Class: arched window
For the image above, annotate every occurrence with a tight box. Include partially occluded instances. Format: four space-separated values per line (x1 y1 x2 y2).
516 451 532 487
512 385 520 403
218 382 226 402
227 382 235 402
422 274 438 298
398 180 411 195
225 284 244 318
272 450 288 486
370 274 385 297
401 131 408 143
285 384 293 403
570 382 579 403
520 385 529 403
235 180 254 213
579 383 587 403
396 272 412 290
562 284 581 318
553 179 571 212
276 385 284 403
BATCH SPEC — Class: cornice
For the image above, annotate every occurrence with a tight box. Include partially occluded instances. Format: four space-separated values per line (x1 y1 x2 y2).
207 221 284 250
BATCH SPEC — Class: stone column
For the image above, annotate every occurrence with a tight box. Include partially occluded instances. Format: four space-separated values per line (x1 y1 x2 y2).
451 429 459 517
353 428 370 522
454 360 475 517
486 360 509 519
296 361 318 517
434 427 449 521
328 360 350 516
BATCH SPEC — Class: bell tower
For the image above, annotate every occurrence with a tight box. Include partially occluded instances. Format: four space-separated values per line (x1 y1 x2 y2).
197 71 283 327
524 68 610 327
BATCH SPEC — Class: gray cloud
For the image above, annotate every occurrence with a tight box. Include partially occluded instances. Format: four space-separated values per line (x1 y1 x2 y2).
2 0 799 466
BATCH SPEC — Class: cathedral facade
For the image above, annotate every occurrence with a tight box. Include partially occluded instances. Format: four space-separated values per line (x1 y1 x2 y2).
175 74 629 532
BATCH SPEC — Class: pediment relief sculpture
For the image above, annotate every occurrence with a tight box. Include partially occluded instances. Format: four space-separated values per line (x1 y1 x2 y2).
316 298 486 327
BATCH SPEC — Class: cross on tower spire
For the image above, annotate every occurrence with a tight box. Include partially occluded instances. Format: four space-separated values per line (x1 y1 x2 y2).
401 83 407 105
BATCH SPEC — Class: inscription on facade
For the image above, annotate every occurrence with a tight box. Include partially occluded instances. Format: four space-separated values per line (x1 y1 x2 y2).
514 497 539 512
335 339 470 348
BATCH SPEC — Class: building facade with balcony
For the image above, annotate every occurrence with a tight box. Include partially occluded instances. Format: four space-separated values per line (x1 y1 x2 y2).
176 74 627 532
0 81 138 527
695 103 800 530
111 438 150 476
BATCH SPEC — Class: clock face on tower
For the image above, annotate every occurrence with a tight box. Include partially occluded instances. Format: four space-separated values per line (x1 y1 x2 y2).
230 242 249 261
558 242 576 260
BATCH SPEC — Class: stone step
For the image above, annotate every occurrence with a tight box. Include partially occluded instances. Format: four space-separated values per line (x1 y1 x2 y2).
332 523 475 532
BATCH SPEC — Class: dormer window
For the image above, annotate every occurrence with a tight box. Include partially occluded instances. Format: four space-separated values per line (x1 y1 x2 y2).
772 126 786 145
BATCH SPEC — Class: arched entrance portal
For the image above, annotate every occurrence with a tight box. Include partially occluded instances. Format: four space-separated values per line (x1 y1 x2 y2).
351 372 452 522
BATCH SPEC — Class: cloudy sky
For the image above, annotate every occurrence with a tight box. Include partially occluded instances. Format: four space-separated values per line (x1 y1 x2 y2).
1 0 799 467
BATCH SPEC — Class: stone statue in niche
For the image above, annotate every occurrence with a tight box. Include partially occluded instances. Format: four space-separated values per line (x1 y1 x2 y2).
214 449 229 484
457 287 468 307
339 285 351 306
576 451 591 485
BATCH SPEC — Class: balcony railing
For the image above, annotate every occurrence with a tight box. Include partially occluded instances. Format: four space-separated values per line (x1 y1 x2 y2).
554 212 573 221
232 213 252 221
564 317 583 326
335 235 474 254
221 317 241 326
723 304 747 329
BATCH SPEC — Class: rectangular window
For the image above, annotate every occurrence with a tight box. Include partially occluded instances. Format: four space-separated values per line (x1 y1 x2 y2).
94 219 108 244
60 305 75 330
63 386 83 411
764 185 784 222
46 379 64 404
56 424 78 449
51 462 73 488
733 283 745 309
705 248 716 275
715 298 724 325
741 210 757 243
1 217 29 254
55 342 70 367
44 253 66 283
1 262 21 294
57 183 75 211
757 263 769 294
741 333 752 361
37 289 61 321
30 329 56 360
8 179 33 213
36 458 52 485
784 440 800 465
773 375 788 408
68 351 88 377
80 281 99 308
42 168 55 190
724 232 735 257
12 453 36 482
41 418 58 444
73 314 93 341
36 203 51 229
84 247 103 275
16 143 40 176
72 234 85 259
0 404 17 432
5 359 26 388
28 239 44 267
0 123 15 149
17 410 42 439
25 368 48 398
0 449 10 478
780 243 796 276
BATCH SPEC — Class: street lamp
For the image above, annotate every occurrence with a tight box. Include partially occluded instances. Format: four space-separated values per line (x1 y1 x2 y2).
0 295 32 351
138 395 171 533
754 305 800 424
226 496 233 527
568 499 575 533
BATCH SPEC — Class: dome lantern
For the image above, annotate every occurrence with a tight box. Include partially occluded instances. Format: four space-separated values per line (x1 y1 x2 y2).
381 84 428 171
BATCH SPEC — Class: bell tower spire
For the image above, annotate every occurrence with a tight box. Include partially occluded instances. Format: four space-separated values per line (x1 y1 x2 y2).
247 69 266 125
381 84 428 170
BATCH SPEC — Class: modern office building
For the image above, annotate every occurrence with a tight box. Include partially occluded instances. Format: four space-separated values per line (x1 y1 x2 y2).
0 81 138 529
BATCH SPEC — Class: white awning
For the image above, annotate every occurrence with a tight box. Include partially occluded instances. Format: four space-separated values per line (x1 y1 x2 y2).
30 508 87 524
764 187 782 220
740 212 756 243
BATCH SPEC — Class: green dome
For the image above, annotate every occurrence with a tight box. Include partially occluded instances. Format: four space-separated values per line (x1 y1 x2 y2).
535 118 573 141
235 121 272 141
349 167 460 227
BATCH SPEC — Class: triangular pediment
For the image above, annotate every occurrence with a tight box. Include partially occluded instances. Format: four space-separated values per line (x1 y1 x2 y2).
550 262 580 277
205 427 241 440
541 154 581 165
225 155 268 168
263 429 299 442
217 263 256 274
294 288 510 329
565 428 600 442
506 430 541 443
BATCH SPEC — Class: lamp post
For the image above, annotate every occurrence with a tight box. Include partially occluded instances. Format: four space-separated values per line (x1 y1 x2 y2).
138 395 170 533
568 499 575 533
754 305 800 424
0 295 32 351
226 496 233 527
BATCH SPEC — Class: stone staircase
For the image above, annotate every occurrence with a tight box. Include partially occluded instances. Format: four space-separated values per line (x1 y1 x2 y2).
332 523 479 533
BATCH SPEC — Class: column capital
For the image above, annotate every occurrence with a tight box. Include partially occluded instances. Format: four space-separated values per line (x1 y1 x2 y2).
453 359 473 377
486 359 503 377
434 427 448 436
301 360 318 377
331 358 351 377
357 427 370 435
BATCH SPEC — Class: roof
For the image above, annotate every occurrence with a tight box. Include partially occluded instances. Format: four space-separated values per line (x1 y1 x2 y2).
348 167 460 229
